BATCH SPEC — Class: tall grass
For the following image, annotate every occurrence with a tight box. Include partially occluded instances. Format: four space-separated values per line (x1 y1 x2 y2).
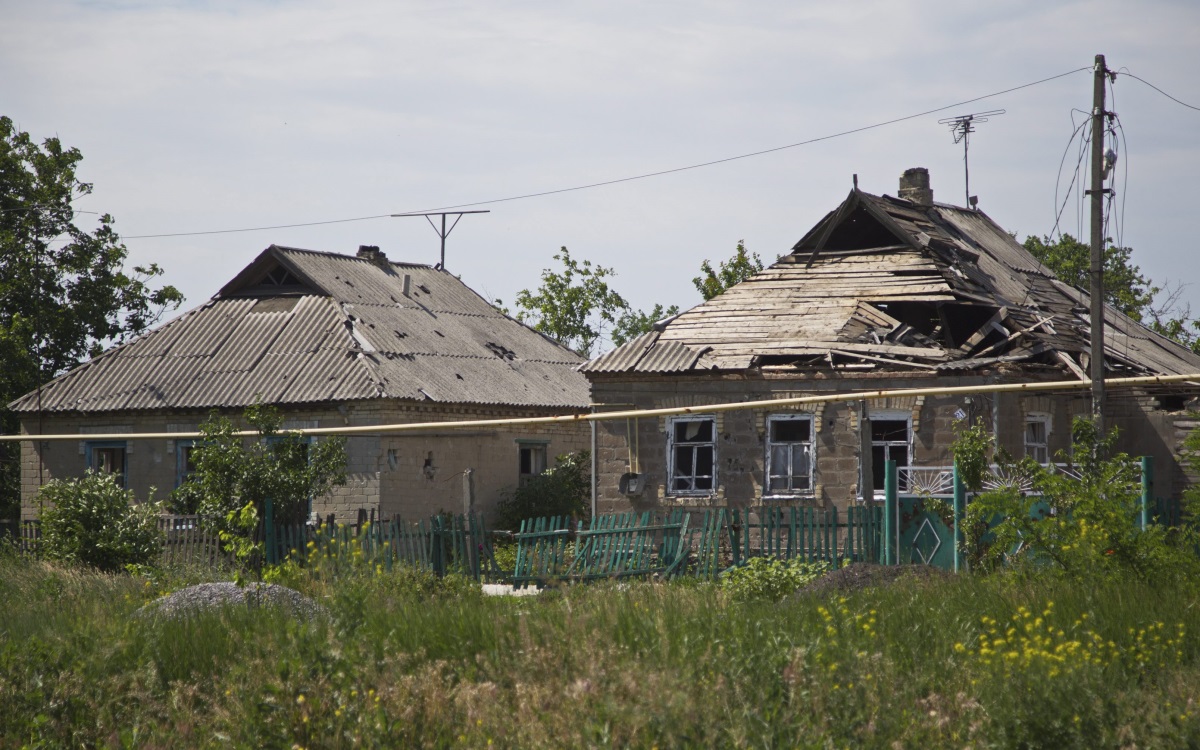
2 551 1200 748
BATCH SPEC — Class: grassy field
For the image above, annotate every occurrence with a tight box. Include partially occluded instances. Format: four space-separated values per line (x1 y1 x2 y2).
3 551 1200 749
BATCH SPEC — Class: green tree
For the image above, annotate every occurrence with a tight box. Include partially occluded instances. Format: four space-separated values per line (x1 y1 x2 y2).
1 116 183 522
611 303 679 347
692 240 766 301
171 403 348 528
499 247 677 357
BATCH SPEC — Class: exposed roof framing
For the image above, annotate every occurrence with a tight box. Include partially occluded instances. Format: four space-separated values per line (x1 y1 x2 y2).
584 188 1200 378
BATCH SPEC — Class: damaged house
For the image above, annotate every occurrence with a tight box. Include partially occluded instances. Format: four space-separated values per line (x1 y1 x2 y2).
13 244 591 521
583 168 1200 513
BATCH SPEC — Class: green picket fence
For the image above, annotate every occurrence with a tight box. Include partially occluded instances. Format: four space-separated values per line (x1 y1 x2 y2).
511 510 696 587
509 505 881 586
265 512 501 581
727 505 883 569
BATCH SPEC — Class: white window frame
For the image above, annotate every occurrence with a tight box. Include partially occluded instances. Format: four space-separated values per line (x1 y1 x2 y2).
667 415 717 496
1024 413 1052 465
866 410 912 498
516 440 549 486
764 414 815 497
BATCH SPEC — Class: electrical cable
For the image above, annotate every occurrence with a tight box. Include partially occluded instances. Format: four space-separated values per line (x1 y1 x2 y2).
119 66 1092 240
1051 118 1091 242
1120 72 1200 112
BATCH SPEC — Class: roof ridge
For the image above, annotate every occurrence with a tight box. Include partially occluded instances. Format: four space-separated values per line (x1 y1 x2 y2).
273 244 435 269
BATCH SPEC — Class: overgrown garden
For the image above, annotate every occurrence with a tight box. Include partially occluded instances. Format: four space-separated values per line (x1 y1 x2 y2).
5 416 1200 747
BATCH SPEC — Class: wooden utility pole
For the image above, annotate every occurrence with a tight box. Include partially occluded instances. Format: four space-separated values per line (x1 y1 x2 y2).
1088 54 1108 432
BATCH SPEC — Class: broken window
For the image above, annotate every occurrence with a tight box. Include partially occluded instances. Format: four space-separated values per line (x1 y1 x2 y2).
668 416 716 495
87 441 127 488
517 441 548 486
765 415 813 496
1024 415 1050 464
869 418 910 494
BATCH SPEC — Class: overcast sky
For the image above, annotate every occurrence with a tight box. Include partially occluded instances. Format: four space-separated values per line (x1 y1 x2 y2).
4 0 1199 348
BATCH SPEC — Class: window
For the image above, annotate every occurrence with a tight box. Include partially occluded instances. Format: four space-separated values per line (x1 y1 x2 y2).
869 418 910 494
175 440 199 488
668 416 716 495
87 441 127 487
1024 415 1051 464
518 442 547 485
765 415 814 495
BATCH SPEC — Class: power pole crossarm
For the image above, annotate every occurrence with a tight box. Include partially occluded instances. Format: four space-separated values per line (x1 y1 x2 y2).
1088 53 1108 432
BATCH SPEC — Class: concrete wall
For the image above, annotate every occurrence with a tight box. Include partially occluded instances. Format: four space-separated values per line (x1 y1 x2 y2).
19 400 589 523
588 370 1194 513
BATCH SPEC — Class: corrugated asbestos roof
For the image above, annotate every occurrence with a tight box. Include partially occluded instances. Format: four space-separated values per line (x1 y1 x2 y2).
583 188 1200 379
12 246 590 413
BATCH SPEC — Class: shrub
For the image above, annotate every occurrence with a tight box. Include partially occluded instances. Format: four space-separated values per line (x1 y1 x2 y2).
965 417 1200 581
720 556 829 601
493 450 590 530
37 471 162 572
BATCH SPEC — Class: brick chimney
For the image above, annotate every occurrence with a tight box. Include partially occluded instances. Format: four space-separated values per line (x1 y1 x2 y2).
356 245 390 269
898 167 933 207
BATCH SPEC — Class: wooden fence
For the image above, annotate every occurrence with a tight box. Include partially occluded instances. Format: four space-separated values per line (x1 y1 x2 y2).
264 512 499 581
509 505 883 585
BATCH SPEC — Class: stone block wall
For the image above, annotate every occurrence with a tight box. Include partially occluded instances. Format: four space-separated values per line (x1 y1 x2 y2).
588 371 1193 513
19 400 589 523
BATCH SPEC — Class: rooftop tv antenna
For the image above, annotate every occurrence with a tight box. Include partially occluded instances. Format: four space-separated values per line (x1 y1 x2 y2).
937 109 1005 209
390 210 490 270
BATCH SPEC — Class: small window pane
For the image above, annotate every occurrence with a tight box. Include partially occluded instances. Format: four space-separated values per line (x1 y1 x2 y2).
791 445 810 477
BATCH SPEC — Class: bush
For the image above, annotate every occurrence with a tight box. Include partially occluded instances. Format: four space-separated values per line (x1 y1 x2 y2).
720 556 830 601
37 471 162 572
494 450 590 530
964 417 1200 581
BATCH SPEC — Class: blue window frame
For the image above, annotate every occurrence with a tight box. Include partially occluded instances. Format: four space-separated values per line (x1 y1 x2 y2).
86 441 128 488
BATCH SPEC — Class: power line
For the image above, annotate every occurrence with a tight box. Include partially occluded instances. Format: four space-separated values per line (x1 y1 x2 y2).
1121 72 1200 112
121 66 1091 241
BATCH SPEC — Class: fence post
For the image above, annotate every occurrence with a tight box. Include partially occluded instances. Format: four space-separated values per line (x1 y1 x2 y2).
1140 455 1153 530
952 463 965 574
264 496 276 565
883 459 897 566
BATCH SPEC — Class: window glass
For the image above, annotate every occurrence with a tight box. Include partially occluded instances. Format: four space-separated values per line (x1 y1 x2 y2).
766 415 814 495
87 442 127 488
1025 417 1050 464
519 444 547 485
176 440 199 488
669 416 716 494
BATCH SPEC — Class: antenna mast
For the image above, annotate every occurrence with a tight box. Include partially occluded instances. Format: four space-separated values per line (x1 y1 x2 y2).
391 210 490 270
938 109 1005 208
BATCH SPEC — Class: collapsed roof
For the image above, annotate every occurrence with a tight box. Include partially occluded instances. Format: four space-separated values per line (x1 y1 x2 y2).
584 177 1200 378
11 245 590 413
